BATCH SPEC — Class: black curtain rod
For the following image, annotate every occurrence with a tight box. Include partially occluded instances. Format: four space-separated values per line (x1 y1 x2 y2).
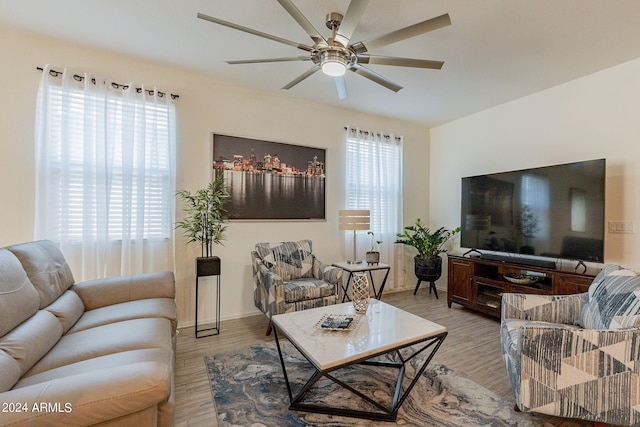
36 67 179 100
344 126 401 141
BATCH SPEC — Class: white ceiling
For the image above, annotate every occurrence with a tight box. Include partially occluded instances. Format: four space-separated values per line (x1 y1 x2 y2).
2 0 640 127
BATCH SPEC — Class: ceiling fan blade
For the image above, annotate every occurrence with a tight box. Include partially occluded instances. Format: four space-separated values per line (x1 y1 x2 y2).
351 64 402 92
357 55 444 70
227 56 311 65
352 13 451 53
335 76 348 100
282 65 321 90
335 0 370 47
276 0 327 45
197 12 313 52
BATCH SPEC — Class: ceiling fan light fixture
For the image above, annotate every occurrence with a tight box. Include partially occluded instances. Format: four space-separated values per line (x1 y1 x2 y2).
322 60 346 76
320 50 348 76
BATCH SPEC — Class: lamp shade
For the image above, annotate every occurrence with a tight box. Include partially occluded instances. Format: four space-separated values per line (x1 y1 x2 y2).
339 210 370 231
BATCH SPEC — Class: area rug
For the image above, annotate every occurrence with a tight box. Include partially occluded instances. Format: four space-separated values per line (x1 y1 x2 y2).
205 342 588 427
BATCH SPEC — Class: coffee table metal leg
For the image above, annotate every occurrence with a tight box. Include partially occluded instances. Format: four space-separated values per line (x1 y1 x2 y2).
275 327 333 405
392 332 447 412
274 326 448 421
273 327 294 402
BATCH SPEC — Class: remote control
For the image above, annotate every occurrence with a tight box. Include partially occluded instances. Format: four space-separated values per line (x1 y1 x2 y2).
338 317 353 328
321 317 334 328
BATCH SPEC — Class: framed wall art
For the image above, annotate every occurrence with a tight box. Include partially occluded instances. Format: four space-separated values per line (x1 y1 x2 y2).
212 134 326 220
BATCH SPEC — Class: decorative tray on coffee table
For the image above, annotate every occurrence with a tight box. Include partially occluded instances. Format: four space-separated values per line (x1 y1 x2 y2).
314 313 361 331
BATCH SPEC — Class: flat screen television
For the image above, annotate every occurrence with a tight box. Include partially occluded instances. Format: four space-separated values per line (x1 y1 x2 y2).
460 159 605 263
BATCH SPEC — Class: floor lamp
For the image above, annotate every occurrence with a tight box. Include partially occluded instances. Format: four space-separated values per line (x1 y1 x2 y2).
339 210 370 264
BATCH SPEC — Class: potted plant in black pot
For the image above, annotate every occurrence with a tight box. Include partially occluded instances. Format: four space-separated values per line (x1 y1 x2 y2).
176 174 230 276
395 218 460 298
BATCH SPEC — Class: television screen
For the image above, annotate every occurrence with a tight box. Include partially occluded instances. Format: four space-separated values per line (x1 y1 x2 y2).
460 159 605 262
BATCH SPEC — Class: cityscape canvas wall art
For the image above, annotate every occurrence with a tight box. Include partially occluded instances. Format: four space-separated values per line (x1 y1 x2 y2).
212 134 326 220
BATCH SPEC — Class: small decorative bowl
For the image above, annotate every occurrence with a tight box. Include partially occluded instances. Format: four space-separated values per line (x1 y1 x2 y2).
503 273 538 285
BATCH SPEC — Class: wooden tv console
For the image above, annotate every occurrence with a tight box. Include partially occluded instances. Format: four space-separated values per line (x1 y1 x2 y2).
446 254 599 319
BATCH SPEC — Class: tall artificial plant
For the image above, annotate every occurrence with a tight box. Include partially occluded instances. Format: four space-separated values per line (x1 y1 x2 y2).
395 218 460 258
176 175 230 258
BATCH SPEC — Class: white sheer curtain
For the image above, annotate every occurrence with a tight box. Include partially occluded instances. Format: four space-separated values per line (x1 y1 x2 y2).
34 65 176 280
344 126 403 290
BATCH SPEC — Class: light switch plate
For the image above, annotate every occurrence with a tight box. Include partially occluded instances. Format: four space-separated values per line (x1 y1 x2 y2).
608 221 635 233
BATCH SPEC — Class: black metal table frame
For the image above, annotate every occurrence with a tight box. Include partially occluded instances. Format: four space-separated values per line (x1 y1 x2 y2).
341 265 391 303
273 327 448 421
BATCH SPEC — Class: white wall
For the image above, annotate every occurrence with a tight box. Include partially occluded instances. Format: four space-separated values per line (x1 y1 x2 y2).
0 26 430 327
430 57 640 277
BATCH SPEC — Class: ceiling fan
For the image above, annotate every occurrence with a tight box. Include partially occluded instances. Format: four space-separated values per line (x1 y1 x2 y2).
197 0 450 99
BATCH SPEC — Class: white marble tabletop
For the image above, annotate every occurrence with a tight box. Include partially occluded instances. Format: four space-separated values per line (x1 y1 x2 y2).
271 300 446 371
332 261 391 272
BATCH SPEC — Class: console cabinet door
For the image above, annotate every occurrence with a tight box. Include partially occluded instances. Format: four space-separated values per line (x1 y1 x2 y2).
554 273 593 295
448 258 473 304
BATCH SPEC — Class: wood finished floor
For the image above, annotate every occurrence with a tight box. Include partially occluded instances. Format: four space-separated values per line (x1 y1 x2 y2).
174 289 515 426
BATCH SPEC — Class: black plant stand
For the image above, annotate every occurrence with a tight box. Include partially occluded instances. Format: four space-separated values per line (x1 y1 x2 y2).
195 256 221 338
414 256 442 299
414 279 438 298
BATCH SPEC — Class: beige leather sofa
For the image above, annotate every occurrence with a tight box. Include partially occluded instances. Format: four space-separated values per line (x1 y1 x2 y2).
0 240 176 426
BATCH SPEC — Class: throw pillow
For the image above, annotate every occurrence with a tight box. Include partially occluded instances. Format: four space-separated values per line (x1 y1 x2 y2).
579 264 640 330
255 240 314 281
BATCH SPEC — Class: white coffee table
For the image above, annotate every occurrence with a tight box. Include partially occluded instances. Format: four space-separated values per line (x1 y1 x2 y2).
271 300 447 421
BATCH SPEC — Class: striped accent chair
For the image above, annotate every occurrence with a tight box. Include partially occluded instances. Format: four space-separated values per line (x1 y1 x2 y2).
252 240 342 335
500 264 640 426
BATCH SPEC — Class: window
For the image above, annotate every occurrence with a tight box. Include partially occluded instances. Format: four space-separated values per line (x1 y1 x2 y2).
344 126 403 287
35 66 176 278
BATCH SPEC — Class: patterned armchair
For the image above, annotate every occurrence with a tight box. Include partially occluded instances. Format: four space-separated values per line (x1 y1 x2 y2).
500 264 640 426
252 240 343 335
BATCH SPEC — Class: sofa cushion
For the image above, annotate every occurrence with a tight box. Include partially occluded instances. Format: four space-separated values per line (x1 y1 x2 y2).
255 240 314 281
0 350 21 392
1 359 171 427
283 278 336 303
66 298 177 334
579 264 640 330
44 290 85 333
14 348 170 389
0 249 40 336
0 310 63 376
7 240 75 308
24 317 172 377
285 294 338 315
72 271 175 310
